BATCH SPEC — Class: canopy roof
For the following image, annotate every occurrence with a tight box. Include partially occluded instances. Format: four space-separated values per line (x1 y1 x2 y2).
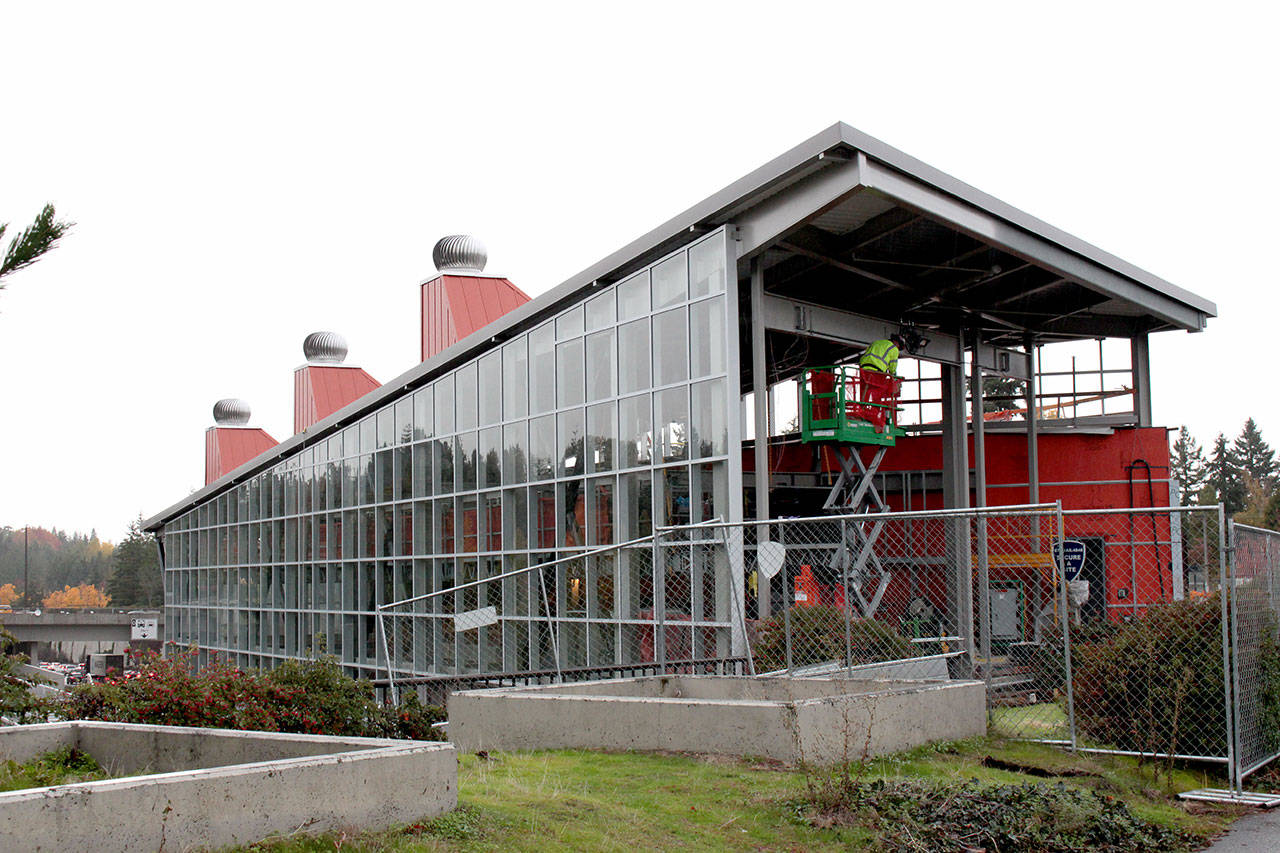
145 122 1213 530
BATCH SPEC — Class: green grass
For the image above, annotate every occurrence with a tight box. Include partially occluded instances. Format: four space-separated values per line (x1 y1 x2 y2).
990 700 1068 738
233 738 1242 851
0 746 109 792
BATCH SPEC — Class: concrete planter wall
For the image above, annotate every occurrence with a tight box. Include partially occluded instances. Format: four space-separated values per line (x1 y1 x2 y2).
449 675 985 764
0 722 456 852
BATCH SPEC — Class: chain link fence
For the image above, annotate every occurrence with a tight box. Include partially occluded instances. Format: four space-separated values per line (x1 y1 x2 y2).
1229 523 1280 782
376 502 1280 789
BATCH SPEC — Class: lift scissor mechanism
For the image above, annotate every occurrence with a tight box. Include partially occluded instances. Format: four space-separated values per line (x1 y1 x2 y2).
799 363 907 619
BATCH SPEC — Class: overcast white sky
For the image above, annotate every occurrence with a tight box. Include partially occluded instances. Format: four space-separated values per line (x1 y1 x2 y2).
2 2 1276 540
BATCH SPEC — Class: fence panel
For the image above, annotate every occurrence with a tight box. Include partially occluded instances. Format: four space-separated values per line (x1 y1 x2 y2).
1230 523 1280 781
994 506 1231 765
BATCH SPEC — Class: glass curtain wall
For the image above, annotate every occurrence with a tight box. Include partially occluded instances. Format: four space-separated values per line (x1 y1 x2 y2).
162 230 735 679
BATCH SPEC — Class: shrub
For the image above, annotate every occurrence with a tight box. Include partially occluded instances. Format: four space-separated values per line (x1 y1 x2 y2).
752 606 916 673
1070 594 1280 759
58 652 445 741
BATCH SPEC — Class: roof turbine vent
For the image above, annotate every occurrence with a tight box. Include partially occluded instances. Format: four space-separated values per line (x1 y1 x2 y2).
303 331 349 364
212 398 251 426
433 234 487 275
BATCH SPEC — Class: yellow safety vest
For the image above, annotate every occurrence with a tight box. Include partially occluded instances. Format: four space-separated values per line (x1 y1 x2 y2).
860 339 900 374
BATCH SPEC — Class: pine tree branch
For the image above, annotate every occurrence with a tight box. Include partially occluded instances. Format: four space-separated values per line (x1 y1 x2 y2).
0 204 74 285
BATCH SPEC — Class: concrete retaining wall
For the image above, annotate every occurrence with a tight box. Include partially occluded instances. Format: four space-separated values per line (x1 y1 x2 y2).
450 675 985 764
0 722 456 851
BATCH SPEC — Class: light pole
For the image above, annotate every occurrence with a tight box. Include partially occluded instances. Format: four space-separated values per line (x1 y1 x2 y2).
23 525 29 609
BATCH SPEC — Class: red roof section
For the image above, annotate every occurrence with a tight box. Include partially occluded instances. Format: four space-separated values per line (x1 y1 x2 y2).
421 274 531 362
294 365 382 434
205 427 278 486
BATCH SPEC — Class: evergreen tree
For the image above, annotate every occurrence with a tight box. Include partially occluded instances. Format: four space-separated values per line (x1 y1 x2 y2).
1207 433 1247 515
1233 418 1278 488
0 204 73 288
106 518 162 608
1170 426 1208 499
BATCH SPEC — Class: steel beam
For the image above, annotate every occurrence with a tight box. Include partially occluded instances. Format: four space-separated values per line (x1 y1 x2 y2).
735 157 864 260
940 334 974 667
760 294 1029 379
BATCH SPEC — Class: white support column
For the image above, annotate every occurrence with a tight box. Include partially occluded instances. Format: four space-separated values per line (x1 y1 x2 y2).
940 331 973 667
750 257 771 620
971 332 991 670
1131 332 1153 427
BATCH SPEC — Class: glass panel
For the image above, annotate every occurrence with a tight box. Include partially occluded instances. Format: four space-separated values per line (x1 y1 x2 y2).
412 442 432 498
435 375 455 436
690 296 725 378
458 495 478 553
585 329 615 403
478 351 502 426
617 471 652 539
558 408 585 478
690 233 726 298
479 426 502 489
503 421 527 485
503 488 528 550
655 386 689 462
617 319 650 394
652 307 688 387
433 438 454 494
618 394 652 467
394 398 413 445
532 484 556 549
528 414 555 481
691 461 726 524
652 252 687 310
455 361 478 432
556 338 585 408
691 378 727 458
586 401 616 473
502 338 528 420
481 491 502 551
412 389 432 441
658 466 691 527
556 306 584 339
455 431 478 492
588 477 614 546
360 417 376 454
617 270 650 320
560 479 586 548
377 407 395 449
434 499 455 554
585 289 615 331
529 324 555 415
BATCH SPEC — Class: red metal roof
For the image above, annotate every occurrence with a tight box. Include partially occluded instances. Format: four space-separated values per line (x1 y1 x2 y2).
205 427 278 485
420 274 531 362
294 365 382 434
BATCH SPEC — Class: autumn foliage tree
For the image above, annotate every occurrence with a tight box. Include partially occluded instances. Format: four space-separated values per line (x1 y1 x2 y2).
42 583 110 609
0 583 18 606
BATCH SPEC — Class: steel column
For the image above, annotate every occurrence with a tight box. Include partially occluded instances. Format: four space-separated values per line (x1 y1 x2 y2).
750 257 771 619
1131 333 1153 427
940 332 973 665
971 333 991 671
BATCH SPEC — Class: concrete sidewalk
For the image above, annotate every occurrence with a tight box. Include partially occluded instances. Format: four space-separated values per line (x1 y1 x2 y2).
1203 809 1280 851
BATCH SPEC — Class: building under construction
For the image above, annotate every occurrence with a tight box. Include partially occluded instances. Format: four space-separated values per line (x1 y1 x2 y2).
144 123 1216 683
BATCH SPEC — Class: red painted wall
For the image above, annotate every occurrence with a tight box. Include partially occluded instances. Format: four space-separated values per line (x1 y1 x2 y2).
747 427 1176 629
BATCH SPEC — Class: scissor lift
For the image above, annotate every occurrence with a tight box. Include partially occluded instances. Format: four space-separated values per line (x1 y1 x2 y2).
799 365 906 617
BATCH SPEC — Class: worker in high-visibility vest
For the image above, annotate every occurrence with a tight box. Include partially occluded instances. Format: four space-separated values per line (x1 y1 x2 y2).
859 334 905 375
856 334 905 429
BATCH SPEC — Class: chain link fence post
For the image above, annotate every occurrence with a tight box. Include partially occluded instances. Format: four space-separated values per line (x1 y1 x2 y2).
1055 500 1076 752
1220 506 1237 792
